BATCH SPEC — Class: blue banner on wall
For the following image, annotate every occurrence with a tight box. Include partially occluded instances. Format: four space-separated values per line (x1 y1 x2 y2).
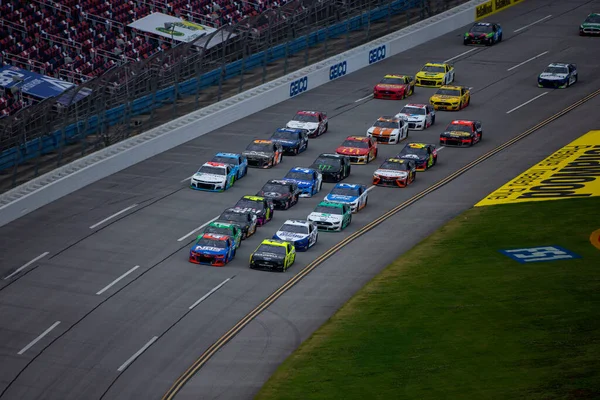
0 66 91 103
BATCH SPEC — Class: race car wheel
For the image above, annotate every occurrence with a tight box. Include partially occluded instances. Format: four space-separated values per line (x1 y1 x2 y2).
294 147 299 155
324 122 328 133
498 33 503 42
433 155 437 165
479 132 483 141
432 115 436 125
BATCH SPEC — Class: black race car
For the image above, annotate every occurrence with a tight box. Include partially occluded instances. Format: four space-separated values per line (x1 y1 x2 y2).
309 153 351 183
269 128 309 155
216 208 258 239
242 139 284 168
256 179 301 210
233 195 274 226
463 22 502 46
396 143 438 171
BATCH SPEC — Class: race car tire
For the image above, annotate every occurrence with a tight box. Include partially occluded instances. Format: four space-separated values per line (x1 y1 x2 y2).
433 155 437 165
318 181 322 192
432 115 436 125
479 132 483 141
347 165 351 177
324 122 329 133
498 33 503 42
294 147 299 155
364 197 368 207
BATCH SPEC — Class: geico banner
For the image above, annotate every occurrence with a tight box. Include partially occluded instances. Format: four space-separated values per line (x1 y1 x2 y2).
475 0 525 21
476 130 600 206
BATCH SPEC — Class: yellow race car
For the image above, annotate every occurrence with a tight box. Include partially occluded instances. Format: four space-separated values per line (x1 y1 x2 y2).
249 239 296 272
429 85 471 111
415 62 455 87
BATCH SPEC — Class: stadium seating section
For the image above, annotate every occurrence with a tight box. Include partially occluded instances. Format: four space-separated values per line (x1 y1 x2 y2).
0 0 290 118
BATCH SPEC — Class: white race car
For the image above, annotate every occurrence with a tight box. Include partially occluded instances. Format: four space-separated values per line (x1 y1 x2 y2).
190 162 236 192
395 103 436 130
366 115 409 145
272 219 319 252
323 183 369 213
285 110 328 138
307 201 352 231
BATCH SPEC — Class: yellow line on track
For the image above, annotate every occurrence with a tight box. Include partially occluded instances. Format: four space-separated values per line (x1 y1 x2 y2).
162 87 600 400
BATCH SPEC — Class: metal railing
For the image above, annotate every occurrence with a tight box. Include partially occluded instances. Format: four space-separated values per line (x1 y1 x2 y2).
0 0 469 192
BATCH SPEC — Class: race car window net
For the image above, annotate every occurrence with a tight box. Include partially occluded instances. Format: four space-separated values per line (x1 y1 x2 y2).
341 140 369 148
262 184 290 193
379 77 405 85
315 205 343 214
281 224 309 234
373 120 398 128
285 171 313 181
421 66 445 73
314 157 341 167
246 143 272 152
543 66 568 74
446 124 472 132
195 238 228 248
470 25 492 33
204 226 231 236
435 89 460 96
256 244 287 255
380 161 409 171
293 114 318 122
585 15 600 23
400 107 425 115
198 165 226 175
211 156 239 165
272 130 298 139
331 187 359 196
235 199 264 210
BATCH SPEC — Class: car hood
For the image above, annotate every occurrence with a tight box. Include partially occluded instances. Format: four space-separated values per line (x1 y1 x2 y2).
417 72 444 79
399 154 427 162
252 252 284 261
539 73 569 80
258 191 291 199
336 146 369 156
442 130 472 137
193 173 225 183
374 168 408 178
282 178 313 188
308 212 343 222
275 231 309 242
325 194 358 203
368 127 398 136
287 121 318 130
396 112 426 122
431 95 460 101
192 245 226 255
375 84 405 90
582 22 600 27
243 151 271 158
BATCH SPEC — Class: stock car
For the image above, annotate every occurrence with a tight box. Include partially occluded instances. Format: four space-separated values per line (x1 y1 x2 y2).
210 152 248 180
242 139 284 168
463 22 503 46
396 143 438 171
440 119 483 147
580 13 600 35
190 162 237 192
395 103 436 130
537 63 578 88
233 195 274 226
269 128 309 155
415 62 455 87
189 233 237 266
366 116 409 145
249 239 296 272
307 201 352 231
310 153 351 183
336 136 378 164
324 183 369 213
256 179 301 210
203 222 243 249
373 74 416 100
372 158 417 187
217 208 258 239
429 85 471 111
273 219 319 251
286 110 328 138
282 167 323 197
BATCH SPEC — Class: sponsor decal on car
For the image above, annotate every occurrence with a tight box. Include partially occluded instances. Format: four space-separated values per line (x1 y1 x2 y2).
499 246 581 263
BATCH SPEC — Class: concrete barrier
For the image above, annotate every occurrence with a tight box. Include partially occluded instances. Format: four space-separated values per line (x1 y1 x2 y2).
0 0 490 227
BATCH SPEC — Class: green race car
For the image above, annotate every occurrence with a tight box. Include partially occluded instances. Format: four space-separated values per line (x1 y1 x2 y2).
202 221 243 249
307 201 352 231
580 13 600 36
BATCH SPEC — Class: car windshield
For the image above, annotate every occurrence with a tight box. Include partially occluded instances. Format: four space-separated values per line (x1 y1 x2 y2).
373 120 398 128
261 183 289 193
219 212 247 224
380 161 409 171
281 224 308 234
315 205 343 214
330 187 359 196
256 244 287 255
341 140 369 148
292 113 318 123
198 165 226 175
211 155 239 165
400 106 426 115
543 66 568 74
436 88 460 96
313 157 341 167
271 130 299 140
285 171 312 181
585 14 600 23
204 226 231 236
246 143 272 152
195 238 227 248
235 199 264 210
470 24 493 33
446 123 472 132
421 65 445 73
399 146 428 156
379 77 405 85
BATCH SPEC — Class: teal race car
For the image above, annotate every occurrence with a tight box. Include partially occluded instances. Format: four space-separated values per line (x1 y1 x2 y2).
306 201 352 231
202 221 243 249
580 13 600 36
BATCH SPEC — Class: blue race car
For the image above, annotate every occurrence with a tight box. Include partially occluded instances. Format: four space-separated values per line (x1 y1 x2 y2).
273 219 319 252
188 233 237 266
282 167 323 197
211 152 248 180
269 128 309 155
324 183 369 213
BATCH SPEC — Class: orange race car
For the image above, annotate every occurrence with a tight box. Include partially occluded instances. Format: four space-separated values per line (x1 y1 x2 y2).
373 74 416 100
335 136 378 164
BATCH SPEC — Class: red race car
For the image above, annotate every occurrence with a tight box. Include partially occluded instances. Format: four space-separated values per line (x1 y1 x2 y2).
335 136 378 164
439 120 483 147
373 74 416 100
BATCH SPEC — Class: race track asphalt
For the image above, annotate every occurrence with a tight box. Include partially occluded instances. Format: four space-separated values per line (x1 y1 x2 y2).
1 0 600 399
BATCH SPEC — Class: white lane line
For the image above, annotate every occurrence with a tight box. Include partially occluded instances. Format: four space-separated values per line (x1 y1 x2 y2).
4 252 49 280
507 51 549 71
355 94 373 103
436 146 445 151
180 175 194 183
506 92 549 114
514 15 552 33
96 265 141 295
189 278 233 310
444 48 477 63
117 336 158 372
89 204 138 229
18 321 61 355
177 216 220 242
367 185 375 192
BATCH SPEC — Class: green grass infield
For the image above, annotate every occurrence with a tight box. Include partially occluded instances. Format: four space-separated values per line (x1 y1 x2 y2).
256 198 600 400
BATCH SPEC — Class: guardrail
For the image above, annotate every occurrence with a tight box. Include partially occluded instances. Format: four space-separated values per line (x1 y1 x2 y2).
0 0 519 228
